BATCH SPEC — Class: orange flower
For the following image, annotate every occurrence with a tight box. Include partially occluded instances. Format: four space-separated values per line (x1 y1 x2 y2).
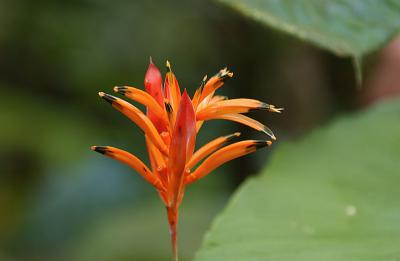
91 59 282 260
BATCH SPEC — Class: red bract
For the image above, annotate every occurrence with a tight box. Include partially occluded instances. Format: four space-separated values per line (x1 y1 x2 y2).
91 59 282 261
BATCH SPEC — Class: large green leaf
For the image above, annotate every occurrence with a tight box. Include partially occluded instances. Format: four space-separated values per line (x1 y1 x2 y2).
195 98 400 260
219 0 400 57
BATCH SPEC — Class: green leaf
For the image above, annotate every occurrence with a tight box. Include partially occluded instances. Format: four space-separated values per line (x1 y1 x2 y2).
195 98 400 260
219 0 400 57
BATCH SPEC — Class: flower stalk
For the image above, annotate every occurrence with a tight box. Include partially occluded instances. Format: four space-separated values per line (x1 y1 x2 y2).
91 59 282 260
167 206 178 261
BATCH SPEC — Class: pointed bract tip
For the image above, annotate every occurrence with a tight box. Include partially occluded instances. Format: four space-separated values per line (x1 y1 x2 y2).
182 88 192 104
91 146 108 154
149 56 153 64
203 75 208 82
181 89 192 102
98 91 105 97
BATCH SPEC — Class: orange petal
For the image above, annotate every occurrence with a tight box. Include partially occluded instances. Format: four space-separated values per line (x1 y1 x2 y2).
195 93 213 132
114 86 169 129
186 132 241 170
197 68 233 105
164 61 181 113
196 98 271 119
195 94 228 133
208 95 228 105
91 146 165 191
98 92 168 155
185 140 272 185
209 113 276 140
145 136 166 171
164 100 176 131
192 75 207 109
145 136 168 187
167 90 196 207
195 120 204 133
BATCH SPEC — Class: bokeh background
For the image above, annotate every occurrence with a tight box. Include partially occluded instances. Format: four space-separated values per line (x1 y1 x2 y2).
1 0 399 260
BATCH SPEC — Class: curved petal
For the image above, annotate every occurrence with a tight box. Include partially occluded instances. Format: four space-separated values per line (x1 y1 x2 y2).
192 75 207 109
164 61 181 113
208 113 276 140
186 132 241 170
185 140 272 185
91 146 165 191
98 92 168 155
196 98 273 119
197 68 233 107
114 86 169 128
145 136 168 188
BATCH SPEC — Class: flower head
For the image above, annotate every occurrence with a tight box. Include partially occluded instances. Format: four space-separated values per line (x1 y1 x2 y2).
91 59 282 260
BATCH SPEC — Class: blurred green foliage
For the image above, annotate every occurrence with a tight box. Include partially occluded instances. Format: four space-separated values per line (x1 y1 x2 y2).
196 98 400 260
0 0 397 260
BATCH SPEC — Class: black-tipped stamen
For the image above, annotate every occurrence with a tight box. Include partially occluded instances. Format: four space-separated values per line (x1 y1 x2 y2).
114 86 128 95
100 92 117 104
247 140 272 150
92 146 109 154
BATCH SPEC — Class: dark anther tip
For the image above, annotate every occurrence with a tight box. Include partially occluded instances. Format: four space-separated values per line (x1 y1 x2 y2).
100 93 117 104
165 102 173 113
114 86 128 94
251 140 272 150
91 146 108 154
